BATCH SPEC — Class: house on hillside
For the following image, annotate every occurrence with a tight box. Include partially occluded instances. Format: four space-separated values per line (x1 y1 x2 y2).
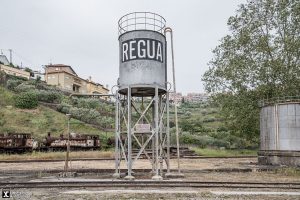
169 92 183 105
0 55 30 80
185 93 209 103
44 64 109 96
0 64 31 80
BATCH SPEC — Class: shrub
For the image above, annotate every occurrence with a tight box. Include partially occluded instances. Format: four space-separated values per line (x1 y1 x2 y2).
6 74 28 81
0 71 6 85
14 83 36 92
36 82 58 91
201 110 207 115
36 90 62 103
6 79 23 90
14 91 38 109
203 117 216 123
57 103 72 114
184 111 192 117
57 102 114 128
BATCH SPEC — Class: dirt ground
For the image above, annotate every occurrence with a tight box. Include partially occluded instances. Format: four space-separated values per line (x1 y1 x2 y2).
5 187 300 200
0 158 254 171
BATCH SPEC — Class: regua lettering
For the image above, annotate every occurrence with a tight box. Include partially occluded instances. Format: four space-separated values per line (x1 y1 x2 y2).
122 38 163 63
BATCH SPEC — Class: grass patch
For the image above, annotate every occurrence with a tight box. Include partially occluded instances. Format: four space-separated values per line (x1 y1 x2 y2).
0 86 113 140
192 147 257 157
0 105 110 140
0 150 114 161
0 86 14 106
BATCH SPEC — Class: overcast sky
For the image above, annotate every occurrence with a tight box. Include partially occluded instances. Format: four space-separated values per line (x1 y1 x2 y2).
0 0 246 94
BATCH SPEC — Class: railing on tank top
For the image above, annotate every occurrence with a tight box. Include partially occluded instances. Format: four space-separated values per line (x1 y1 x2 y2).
118 12 166 36
259 96 300 107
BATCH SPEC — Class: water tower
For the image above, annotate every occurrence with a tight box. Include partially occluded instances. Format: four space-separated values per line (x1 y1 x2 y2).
113 12 180 180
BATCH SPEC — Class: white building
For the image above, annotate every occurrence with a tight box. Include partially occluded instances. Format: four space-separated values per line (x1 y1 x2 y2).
185 93 209 103
169 92 183 104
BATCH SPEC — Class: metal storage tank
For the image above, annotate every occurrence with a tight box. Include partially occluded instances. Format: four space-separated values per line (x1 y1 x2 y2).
259 99 300 166
118 12 167 96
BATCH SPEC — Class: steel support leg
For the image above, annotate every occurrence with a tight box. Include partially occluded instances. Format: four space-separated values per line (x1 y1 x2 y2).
113 93 120 178
166 91 171 176
125 86 134 180
152 86 163 180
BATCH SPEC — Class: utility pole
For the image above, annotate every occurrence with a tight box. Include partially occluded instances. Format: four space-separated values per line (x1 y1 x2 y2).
8 49 12 65
165 27 184 177
64 114 71 172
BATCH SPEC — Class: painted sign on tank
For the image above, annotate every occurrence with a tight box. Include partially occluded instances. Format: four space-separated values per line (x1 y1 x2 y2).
121 38 163 63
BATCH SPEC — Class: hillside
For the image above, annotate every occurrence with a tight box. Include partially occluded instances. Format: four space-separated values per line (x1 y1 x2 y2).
0 86 109 140
0 78 256 150
177 102 223 130
169 101 258 150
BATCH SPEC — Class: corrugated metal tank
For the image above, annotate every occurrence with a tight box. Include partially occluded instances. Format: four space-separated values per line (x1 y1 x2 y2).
259 102 300 166
118 12 167 96
260 102 300 151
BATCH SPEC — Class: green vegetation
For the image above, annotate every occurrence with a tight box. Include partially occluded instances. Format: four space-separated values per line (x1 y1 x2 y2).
192 148 257 157
169 101 257 150
1 72 257 153
0 86 14 107
58 97 114 129
202 0 300 143
0 150 113 161
2 74 114 131
0 86 111 140
14 91 38 109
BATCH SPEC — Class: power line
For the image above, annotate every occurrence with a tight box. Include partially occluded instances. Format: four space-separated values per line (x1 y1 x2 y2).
0 48 40 70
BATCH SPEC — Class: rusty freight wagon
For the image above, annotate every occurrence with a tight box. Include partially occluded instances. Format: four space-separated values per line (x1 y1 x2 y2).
40 133 101 151
0 133 34 153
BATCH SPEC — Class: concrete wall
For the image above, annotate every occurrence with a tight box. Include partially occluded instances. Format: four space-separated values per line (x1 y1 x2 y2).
86 82 109 94
46 72 66 88
46 72 106 94
0 64 30 79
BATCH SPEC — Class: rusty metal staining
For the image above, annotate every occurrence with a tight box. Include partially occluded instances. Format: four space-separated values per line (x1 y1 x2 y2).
0 133 101 153
0 133 33 153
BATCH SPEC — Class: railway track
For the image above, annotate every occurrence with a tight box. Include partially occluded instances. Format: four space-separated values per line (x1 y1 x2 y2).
1 180 300 189
0 156 256 163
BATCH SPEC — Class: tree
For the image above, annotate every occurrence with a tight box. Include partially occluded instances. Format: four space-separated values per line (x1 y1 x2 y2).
202 0 300 141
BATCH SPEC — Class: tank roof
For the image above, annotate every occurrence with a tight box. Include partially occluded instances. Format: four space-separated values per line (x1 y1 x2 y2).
259 96 300 107
118 12 166 36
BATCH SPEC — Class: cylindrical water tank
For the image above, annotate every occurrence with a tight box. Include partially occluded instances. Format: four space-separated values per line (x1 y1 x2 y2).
259 100 300 166
118 12 167 96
